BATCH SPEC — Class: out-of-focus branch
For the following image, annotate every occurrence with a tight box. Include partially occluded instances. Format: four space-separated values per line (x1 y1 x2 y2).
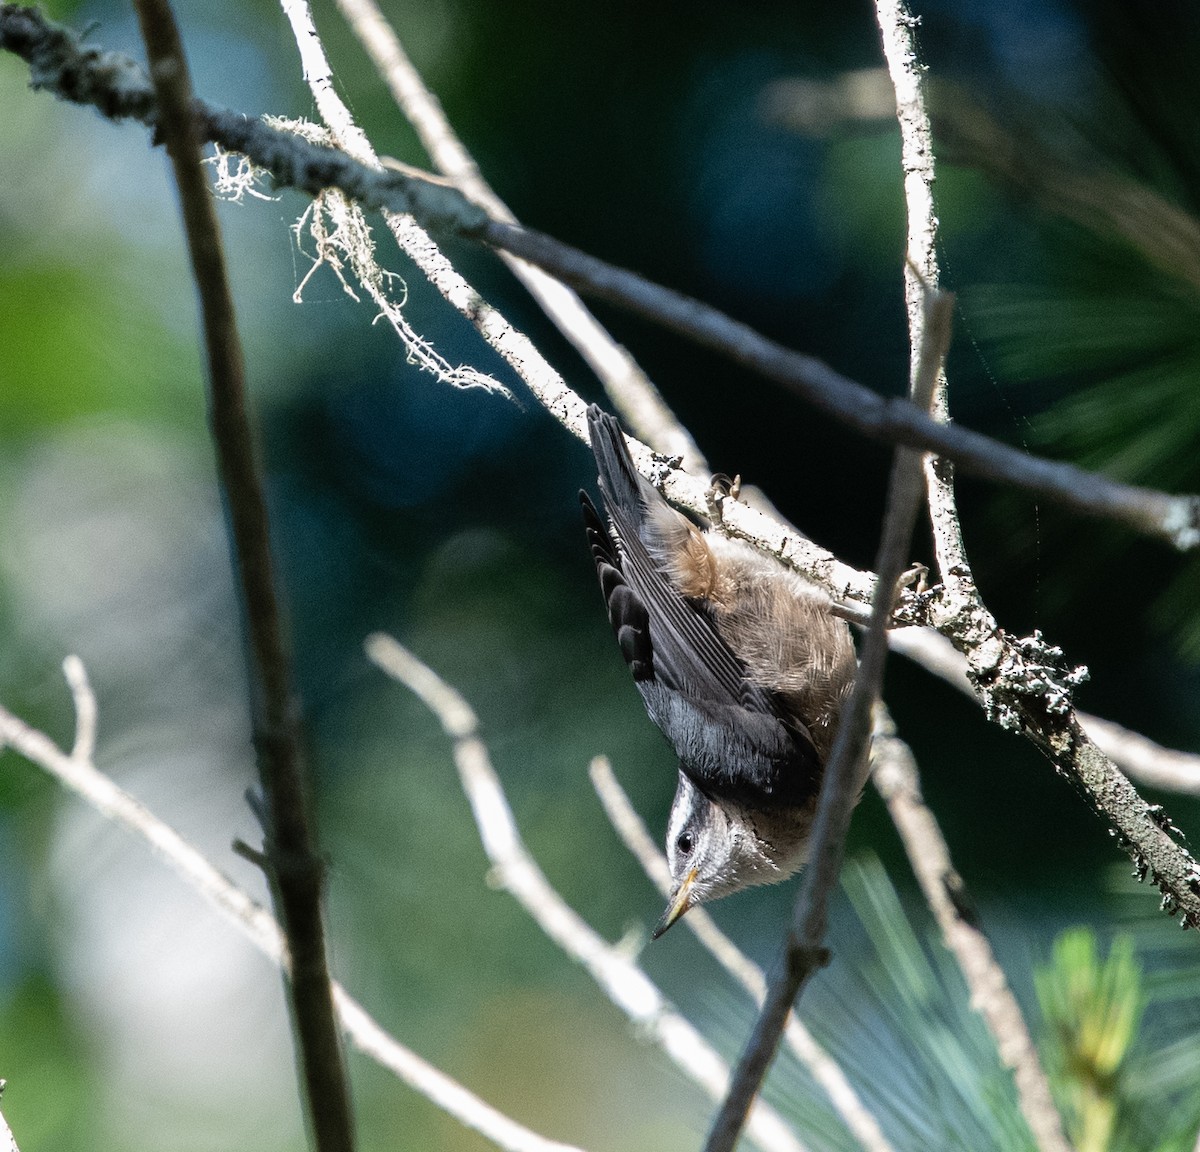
331 0 707 473
3 4 1199 551
127 2 352 1148
704 288 954 1152
870 708 1071 1152
588 757 896 1152
0 659 586 1152
365 635 809 1152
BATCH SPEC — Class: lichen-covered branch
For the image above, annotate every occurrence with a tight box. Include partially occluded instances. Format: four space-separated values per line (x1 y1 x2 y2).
874 0 1200 930
3 3 1198 549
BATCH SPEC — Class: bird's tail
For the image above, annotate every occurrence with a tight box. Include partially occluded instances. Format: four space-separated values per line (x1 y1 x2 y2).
586 404 652 526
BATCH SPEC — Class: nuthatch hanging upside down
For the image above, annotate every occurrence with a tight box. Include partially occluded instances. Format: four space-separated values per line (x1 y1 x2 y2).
580 405 856 937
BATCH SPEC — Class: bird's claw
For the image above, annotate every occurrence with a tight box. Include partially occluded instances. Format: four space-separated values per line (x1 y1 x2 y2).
898 562 929 595
706 472 742 520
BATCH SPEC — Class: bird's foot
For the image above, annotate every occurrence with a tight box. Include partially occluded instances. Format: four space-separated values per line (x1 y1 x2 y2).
898 562 929 595
706 472 742 520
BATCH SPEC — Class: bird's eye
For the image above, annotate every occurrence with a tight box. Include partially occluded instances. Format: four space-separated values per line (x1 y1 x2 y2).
676 831 694 855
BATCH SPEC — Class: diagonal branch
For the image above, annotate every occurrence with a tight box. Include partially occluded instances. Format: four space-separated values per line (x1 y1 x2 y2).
331 0 708 474
2 3 1198 549
364 634 810 1152
127 2 353 1147
477 217 1200 551
0 659 584 1152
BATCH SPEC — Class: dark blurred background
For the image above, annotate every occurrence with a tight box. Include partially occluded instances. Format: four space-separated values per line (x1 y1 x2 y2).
2 0 1200 1149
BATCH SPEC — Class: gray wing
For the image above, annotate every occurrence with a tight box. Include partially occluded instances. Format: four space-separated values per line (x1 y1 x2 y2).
582 407 822 808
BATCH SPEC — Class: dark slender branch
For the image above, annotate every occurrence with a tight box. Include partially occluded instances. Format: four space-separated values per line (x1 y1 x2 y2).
479 219 1199 553
126 2 354 1149
3 3 1198 550
704 290 955 1152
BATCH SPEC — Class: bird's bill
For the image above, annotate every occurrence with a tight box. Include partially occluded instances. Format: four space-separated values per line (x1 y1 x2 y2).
652 868 698 940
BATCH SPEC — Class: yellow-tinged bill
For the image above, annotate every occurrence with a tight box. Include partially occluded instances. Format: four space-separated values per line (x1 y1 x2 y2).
652 867 698 940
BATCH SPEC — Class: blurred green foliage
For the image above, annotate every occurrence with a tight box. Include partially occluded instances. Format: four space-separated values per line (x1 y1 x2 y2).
1034 921 1200 1152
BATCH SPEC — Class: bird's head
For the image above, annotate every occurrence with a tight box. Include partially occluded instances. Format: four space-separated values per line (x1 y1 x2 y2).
654 772 807 938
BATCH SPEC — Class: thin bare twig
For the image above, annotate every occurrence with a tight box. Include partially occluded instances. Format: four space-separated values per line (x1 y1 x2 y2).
877 8 1073 1146
870 709 1072 1152
331 0 708 473
3 5 1199 550
0 659 585 1152
704 288 955 1152
588 757 896 1152
365 634 809 1152
127 2 352 1147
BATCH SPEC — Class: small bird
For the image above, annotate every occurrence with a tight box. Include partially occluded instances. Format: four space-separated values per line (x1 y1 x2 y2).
581 405 856 937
